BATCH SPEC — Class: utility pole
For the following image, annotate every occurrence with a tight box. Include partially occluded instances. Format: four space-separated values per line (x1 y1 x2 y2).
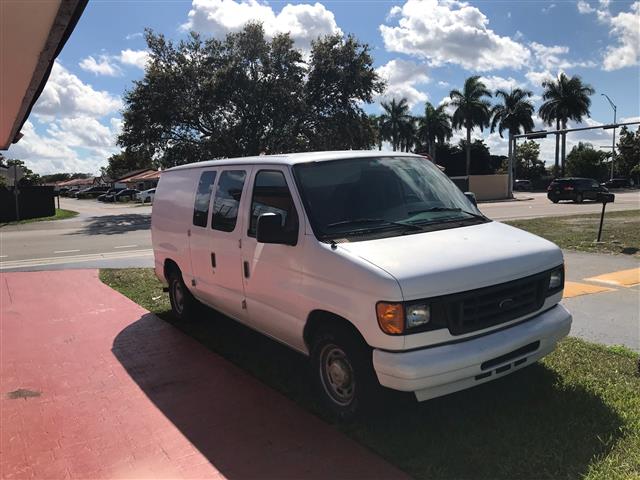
601 93 617 180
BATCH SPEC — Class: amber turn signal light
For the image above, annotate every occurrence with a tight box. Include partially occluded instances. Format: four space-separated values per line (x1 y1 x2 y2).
376 302 404 335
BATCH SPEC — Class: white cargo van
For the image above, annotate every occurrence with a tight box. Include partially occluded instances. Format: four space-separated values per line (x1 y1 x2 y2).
151 151 571 418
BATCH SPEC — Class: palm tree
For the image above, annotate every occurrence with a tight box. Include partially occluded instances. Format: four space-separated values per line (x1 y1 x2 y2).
380 98 411 151
539 73 595 176
449 76 492 176
399 116 418 152
490 88 535 191
418 102 453 161
368 114 383 150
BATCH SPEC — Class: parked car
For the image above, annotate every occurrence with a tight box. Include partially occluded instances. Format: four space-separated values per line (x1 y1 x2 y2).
136 188 156 203
114 188 140 202
601 178 635 189
98 188 124 202
547 177 608 203
76 185 110 199
514 179 532 191
152 151 571 419
66 187 81 198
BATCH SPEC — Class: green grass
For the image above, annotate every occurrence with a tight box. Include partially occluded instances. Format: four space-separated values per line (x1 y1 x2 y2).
505 210 640 257
0 208 78 227
100 268 640 480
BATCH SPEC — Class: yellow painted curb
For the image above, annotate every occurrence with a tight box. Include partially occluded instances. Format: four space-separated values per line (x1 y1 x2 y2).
585 268 640 287
563 281 616 299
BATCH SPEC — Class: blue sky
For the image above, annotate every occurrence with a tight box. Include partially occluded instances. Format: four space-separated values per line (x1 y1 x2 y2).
6 0 639 174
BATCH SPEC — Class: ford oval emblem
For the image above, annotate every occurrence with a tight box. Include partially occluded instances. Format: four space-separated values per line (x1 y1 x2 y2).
499 298 514 309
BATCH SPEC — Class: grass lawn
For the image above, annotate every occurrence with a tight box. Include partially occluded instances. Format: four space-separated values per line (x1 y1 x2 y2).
0 208 78 227
505 210 640 257
101 268 639 480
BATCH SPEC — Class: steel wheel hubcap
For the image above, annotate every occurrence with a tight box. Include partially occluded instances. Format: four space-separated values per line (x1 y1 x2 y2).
173 280 184 314
320 345 355 406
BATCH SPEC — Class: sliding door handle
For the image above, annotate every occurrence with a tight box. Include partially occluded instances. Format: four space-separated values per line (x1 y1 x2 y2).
243 261 250 278
210 252 216 268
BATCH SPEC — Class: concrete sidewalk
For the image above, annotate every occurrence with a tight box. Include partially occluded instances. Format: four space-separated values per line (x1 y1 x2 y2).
0 270 408 479
562 251 639 351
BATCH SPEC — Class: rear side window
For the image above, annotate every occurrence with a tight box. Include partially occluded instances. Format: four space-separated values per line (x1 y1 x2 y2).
248 170 299 237
193 171 217 227
212 170 247 232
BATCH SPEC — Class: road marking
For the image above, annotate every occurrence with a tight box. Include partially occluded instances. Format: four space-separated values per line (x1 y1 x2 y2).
0 255 7 258
585 268 640 287
53 249 81 254
114 245 138 249
0 249 153 270
563 281 615 299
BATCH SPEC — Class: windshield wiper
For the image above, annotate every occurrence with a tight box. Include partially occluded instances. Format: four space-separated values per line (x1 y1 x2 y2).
326 218 424 232
409 207 487 221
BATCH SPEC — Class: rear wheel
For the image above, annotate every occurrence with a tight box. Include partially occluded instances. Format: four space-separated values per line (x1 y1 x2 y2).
310 326 380 420
549 195 559 204
168 269 197 320
575 193 584 203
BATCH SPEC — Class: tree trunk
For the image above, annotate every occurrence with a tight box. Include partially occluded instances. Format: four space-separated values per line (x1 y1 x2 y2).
561 120 567 176
554 119 560 173
466 126 471 176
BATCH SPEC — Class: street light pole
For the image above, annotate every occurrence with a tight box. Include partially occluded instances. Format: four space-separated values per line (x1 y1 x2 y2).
601 93 617 180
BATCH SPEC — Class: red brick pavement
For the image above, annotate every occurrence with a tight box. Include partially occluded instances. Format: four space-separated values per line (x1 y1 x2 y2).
0 270 409 479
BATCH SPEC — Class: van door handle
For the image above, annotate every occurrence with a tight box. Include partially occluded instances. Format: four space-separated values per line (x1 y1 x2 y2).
210 252 216 268
243 261 250 278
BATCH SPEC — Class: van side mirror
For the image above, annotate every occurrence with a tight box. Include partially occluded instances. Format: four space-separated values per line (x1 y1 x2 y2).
256 213 297 246
464 192 477 207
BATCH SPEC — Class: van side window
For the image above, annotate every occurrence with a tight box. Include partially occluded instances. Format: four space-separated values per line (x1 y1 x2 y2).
248 170 299 237
193 171 217 227
212 170 246 232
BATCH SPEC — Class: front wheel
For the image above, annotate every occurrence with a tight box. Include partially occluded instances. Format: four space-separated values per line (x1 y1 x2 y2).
168 270 197 320
310 327 380 420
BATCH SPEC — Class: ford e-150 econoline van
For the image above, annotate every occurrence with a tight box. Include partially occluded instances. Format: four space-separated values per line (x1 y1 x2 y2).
151 151 571 418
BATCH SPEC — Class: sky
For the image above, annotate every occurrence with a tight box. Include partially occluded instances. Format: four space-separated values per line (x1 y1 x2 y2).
4 0 640 174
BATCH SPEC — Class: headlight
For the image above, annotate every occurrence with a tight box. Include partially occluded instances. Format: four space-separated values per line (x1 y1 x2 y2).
406 304 430 329
548 266 564 292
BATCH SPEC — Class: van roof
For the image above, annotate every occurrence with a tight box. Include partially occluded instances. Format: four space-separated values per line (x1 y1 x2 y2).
165 150 424 172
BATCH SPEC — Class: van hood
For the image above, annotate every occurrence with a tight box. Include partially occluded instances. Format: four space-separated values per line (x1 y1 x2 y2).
337 221 563 300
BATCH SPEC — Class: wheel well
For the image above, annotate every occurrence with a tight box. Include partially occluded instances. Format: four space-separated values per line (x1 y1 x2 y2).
303 310 367 350
164 259 180 281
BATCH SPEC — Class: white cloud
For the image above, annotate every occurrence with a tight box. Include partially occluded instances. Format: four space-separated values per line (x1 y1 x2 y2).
376 59 430 107
437 80 450 87
126 32 143 40
525 70 556 87
577 1 595 14
479 75 524 92
182 0 342 49
79 55 121 76
530 42 597 70
602 1 640 70
379 0 531 71
119 49 150 69
542 3 556 14
47 117 116 149
33 62 121 120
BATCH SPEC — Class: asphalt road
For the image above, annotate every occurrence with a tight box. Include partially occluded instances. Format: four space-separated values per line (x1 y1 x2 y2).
1 191 638 269
0 194 637 350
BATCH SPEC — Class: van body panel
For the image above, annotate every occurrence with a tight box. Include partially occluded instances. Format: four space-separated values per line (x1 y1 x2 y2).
151 151 572 403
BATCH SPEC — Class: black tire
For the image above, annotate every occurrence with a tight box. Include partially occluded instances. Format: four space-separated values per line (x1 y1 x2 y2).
310 325 381 420
168 269 197 320
575 193 584 203
550 195 559 204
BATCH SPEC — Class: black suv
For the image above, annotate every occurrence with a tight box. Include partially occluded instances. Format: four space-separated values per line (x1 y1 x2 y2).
547 178 608 203
76 185 110 199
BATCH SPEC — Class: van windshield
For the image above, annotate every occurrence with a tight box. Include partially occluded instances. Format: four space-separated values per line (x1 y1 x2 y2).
292 156 488 240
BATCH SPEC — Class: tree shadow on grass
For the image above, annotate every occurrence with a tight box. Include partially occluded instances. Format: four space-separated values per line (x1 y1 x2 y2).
113 306 624 480
67 214 150 235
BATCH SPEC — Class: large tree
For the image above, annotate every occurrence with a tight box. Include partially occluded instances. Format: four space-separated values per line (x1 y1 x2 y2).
449 76 492 176
615 126 640 181
417 102 452 161
119 24 382 167
379 98 411 151
101 149 153 180
566 142 609 180
539 73 595 176
512 140 546 180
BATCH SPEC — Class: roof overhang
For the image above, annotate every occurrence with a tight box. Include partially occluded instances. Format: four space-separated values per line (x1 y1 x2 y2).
0 0 88 150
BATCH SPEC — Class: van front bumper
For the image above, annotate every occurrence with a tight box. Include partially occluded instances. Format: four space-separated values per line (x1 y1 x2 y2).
372 304 572 401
